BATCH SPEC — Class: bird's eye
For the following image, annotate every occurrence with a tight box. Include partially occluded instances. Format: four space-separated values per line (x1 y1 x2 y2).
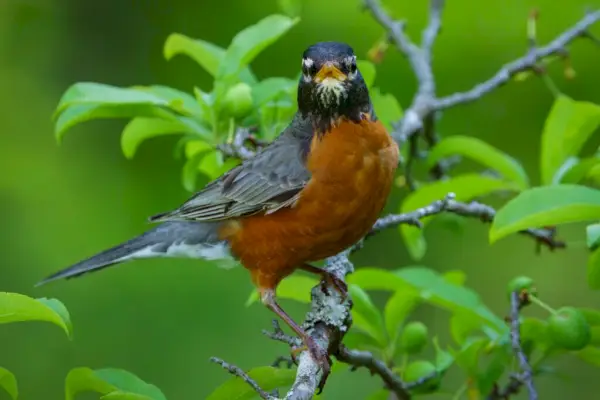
302 58 317 76
345 56 357 75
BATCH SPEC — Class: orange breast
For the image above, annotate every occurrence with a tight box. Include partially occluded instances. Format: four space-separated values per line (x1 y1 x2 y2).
222 118 399 289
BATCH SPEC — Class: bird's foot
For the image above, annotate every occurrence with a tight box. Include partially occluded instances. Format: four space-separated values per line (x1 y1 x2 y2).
300 263 348 299
320 270 348 299
290 335 331 394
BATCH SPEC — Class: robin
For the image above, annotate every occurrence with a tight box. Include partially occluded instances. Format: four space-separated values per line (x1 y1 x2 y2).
38 41 400 390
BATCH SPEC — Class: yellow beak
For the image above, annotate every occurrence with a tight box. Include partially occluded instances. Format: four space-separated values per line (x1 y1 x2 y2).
314 62 347 82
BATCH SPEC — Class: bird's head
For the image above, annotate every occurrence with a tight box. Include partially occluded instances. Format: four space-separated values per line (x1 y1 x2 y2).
297 41 372 134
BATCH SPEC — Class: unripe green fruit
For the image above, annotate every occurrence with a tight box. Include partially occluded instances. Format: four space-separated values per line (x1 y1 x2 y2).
548 307 591 351
399 321 428 354
403 360 440 394
507 276 535 299
222 82 253 119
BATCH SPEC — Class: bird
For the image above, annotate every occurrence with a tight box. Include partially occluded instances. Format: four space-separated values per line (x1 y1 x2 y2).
37 41 400 391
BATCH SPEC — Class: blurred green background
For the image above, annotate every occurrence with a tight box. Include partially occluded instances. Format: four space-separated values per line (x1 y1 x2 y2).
2 0 600 398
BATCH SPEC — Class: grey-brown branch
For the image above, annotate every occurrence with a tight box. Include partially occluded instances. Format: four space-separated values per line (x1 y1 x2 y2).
210 1 596 399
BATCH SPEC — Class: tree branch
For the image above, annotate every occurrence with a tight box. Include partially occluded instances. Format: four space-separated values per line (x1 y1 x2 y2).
367 193 564 251
210 357 277 400
217 126 267 160
487 292 538 400
435 10 600 110
508 291 537 400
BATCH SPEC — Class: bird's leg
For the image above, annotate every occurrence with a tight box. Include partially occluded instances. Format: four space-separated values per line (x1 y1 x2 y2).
300 263 348 298
260 288 331 393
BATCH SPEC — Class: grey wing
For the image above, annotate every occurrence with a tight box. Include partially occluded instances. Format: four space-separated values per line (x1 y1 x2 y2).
149 114 313 222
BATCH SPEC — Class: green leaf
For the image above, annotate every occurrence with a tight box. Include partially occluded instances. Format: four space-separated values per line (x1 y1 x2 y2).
259 100 297 141
343 331 383 353
200 151 240 181
588 248 600 290
0 367 17 400
36 297 73 336
133 85 204 116
0 292 72 337
55 83 171 116
245 275 319 306
476 344 511 394
357 60 376 89
370 88 402 131
65 368 166 400
164 34 224 78
580 308 600 326
121 117 211 159
384 290 419 346
163 35 258 86
277 0 302 17
217 15 299 84
427 135 529 190
251 77 296 107
349 268 506 335
450 337 489 377
347 268 409 292
450 312 484 345
443 270 467 286
554 156 600 184
540 95 600 185
400 174 521 259
349 284 387 346
54 84 181 141
489 184 600 243
575 346 600 367
182 150 212 192
520 317 553 355
193 87 215 121
432 337 454 373
587 223 600 250
397 268 506 334
206 366 296 400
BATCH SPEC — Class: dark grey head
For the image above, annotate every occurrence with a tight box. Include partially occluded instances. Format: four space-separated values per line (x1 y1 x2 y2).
297 41 372 134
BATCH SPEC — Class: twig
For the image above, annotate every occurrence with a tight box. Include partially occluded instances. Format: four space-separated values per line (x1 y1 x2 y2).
508 291 537 400
487 374 524 399
421 0 444 62
217 126 266 160
364 0 447 181
262 319 301 347
210 357 276 400
434 10 600 110
366 193 565 251
337 347 411 399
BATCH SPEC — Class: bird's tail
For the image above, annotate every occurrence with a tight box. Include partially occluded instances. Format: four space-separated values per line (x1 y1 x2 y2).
36 221 235 286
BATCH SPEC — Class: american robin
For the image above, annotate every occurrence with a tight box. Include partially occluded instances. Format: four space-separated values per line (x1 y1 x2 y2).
38 41 399 390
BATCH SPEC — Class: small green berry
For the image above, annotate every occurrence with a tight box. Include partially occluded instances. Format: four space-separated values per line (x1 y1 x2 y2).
222 82 253 119
399 321 428 355
547 307 591 351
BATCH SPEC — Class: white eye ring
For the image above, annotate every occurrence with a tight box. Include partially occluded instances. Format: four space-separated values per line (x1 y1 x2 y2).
302 57 314 68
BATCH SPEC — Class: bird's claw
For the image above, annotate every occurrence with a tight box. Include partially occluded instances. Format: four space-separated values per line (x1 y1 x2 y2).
320 271 348 299
290 336 332 394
